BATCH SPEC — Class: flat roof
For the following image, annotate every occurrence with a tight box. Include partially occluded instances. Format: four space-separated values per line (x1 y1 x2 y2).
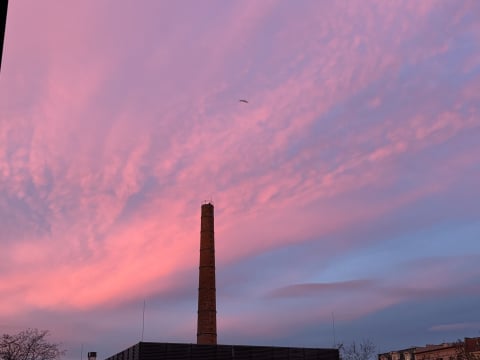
105 341 340 360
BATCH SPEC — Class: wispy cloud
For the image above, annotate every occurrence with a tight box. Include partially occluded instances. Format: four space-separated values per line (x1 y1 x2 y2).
1 0 479 357
268 280 376 298
429 322 480 332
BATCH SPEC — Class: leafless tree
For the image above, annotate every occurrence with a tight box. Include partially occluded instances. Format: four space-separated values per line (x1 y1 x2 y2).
0 329 65 360
339 339 377 360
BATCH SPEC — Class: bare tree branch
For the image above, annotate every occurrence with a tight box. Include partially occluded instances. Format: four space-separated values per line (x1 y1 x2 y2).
0 329 65 360
340 339 377 360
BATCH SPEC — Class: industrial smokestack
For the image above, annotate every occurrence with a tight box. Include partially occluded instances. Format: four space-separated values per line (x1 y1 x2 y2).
196 202 217 345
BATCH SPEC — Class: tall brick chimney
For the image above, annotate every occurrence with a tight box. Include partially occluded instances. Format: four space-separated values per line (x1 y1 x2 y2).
196 203 217 344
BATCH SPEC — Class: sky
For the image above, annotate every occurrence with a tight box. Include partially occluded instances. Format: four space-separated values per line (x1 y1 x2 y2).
1 0 480 359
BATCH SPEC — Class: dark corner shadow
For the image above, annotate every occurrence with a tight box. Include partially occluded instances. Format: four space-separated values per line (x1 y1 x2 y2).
1 0 9 72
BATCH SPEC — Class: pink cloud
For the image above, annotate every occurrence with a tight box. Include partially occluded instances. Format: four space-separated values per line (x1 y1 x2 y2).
0 2 479 356
268 280 376 298
429 322 480 332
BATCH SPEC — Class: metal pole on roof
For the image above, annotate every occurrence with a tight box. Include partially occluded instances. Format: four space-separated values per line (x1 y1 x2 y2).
141 299 146 341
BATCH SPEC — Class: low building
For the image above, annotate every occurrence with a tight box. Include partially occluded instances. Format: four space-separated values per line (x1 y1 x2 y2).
465 338 480 358
379 347 417 360
105 341 340 360
379 338 480 360
414 343 459 360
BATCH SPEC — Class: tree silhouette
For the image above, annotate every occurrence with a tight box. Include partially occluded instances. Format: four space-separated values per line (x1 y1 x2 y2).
0 329 65 360
339 339 377 360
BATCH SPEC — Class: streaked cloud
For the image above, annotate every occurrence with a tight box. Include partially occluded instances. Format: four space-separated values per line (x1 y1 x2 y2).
0 0 479 358
268 280 376 298
429 322 480 332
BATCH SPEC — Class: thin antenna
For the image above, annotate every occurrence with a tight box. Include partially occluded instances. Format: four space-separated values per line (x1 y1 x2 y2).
332 312 336 347
80 344 84 360
141 299 146 341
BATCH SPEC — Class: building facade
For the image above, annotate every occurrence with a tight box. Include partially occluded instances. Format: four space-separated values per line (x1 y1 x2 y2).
465 338 480 358
379 338 480 360
378 347 416 360
414 343 459 360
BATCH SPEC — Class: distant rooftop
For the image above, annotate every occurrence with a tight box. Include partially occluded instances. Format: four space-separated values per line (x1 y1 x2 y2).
105 341 340 360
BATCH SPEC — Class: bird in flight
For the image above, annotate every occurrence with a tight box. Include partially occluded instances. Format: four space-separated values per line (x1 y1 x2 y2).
239 99 249 104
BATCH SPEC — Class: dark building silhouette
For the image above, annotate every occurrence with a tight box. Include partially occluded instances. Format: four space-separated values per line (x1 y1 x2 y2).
0 0 8 72
104 204 339 360
197 203 217 344
105 342 339 360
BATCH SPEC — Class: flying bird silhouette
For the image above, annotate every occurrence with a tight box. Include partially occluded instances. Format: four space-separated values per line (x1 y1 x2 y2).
239 99 248 103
